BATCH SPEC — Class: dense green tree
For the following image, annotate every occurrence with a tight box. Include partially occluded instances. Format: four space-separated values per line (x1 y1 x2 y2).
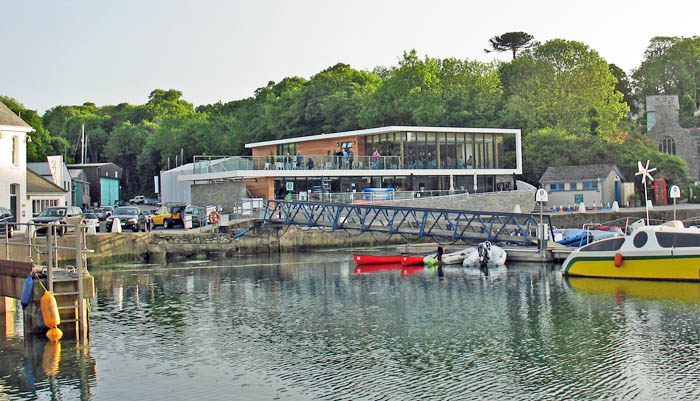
501 39 629 136
0 96 68 161
608 64 637 116
632 36 700 127
522 127 686 185
485 32 538 59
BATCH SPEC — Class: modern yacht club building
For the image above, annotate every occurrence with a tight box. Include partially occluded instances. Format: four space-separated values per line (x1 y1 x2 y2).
175 126 522 202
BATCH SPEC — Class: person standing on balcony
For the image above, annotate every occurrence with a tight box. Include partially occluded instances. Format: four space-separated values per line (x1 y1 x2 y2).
296 150 303 169
372 149 381 169
334 146 343 168
348 149 354 169
342 148 348 169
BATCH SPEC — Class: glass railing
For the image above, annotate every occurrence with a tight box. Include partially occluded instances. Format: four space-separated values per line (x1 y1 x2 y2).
284 190 471 204
192 155 403 174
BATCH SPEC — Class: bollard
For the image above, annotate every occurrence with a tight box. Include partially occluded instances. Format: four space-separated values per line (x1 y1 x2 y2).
578 202 586 213
612 201 620 212
111 218 122 233
513 204 522 213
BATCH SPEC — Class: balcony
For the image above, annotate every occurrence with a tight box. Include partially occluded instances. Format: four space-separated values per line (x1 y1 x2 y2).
192 155 404 175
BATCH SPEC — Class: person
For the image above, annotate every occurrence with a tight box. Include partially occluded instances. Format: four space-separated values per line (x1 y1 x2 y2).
284 153 292 169
466 155 473 167
372 149 381 169
335 147 344 168
342 149 348 168
348 149 354 169
436 246 444 277
296 151 303 169
306 156 315 170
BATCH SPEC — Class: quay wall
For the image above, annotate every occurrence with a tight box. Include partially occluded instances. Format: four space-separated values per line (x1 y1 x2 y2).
79 226 413 267
391 190 537 213
548 208 700 228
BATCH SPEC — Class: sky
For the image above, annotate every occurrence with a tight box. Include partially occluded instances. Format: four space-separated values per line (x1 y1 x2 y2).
2 0 699 114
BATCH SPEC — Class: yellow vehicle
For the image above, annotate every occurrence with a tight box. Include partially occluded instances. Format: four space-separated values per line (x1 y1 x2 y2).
151 205 185 229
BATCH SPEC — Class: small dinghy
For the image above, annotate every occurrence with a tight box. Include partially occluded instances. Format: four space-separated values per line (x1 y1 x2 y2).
441 247 476 265
463 241 507 267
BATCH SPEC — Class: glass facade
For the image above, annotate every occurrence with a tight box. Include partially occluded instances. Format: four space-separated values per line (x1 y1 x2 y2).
363 131 516 169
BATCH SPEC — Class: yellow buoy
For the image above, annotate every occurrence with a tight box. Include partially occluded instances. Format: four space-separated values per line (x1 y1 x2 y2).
40 291 61 328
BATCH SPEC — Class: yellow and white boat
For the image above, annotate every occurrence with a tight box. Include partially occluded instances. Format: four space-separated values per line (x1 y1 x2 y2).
561 221 700 281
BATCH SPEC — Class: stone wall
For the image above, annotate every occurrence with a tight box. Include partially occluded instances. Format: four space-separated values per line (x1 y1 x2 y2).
191 181 247 207
390 189 537 213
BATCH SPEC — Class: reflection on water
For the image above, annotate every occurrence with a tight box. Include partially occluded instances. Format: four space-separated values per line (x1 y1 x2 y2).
2 252 700 400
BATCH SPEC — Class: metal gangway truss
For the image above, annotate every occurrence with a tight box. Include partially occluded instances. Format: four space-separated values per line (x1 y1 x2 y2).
264 200 553 245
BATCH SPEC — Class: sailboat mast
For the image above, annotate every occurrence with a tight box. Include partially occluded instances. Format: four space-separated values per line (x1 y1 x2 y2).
81 124 85 164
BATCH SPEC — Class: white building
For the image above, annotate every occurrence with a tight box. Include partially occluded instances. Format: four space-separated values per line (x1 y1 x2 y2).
0 101 33 227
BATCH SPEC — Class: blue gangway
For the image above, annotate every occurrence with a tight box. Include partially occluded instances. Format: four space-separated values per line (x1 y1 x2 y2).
264 200 553 245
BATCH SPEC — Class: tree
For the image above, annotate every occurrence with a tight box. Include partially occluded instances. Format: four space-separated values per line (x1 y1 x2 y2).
0 96 68 162
632 36 700 127
500 39 629 136
485 32 538 59
608 63 637 116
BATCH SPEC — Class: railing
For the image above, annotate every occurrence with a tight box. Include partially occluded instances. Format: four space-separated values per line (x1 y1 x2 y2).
289 190 471 204
193 155 402 174
264 200 552 245
1 221 92 341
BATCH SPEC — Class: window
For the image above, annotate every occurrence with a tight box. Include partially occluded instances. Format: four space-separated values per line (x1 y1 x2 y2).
585 181 599 190
549 183 563 191
659 136 676 155
11 136 18 166
568 182 578 191
32 199 57 216
580 237 625 252
656 232 700 248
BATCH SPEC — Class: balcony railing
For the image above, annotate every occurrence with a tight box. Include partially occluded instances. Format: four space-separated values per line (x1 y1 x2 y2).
192 155 403 174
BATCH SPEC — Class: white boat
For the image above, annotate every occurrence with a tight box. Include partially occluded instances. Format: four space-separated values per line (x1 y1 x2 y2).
441 247 476 265
463 241 507 267
561 220 700 281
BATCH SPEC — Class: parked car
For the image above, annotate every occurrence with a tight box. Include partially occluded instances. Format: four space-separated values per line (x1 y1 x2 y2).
129 195 146 204
106 207 151 232
151 205 185 229
184 205 206 228
115 200 127 207
84 212 100 232
144 197 159 205
0 207 15 238
31 206 85 236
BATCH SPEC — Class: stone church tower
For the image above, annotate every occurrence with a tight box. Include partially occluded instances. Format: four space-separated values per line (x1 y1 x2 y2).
647 95 700 180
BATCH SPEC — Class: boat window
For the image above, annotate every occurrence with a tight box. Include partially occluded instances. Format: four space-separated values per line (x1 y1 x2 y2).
579 237 625 252
633 232 648 248
655 232 700 248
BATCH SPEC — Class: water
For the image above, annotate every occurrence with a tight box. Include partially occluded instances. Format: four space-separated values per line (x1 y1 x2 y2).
3 251 700 400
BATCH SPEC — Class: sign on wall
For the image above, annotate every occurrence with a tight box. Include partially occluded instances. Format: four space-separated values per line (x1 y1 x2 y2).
46 155 63 186
574 194 584 204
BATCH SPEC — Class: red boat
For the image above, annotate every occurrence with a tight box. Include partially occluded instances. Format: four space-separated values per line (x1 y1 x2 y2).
401 255 425 266
353 254 403 265
354 263 403 274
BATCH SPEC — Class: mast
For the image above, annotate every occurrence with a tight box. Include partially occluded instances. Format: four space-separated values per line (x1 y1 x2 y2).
81 124 86 164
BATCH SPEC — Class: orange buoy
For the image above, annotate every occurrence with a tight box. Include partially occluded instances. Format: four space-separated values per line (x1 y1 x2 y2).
40 291 61 329
208 210 220 224
614 252 623 267
46 327 63 342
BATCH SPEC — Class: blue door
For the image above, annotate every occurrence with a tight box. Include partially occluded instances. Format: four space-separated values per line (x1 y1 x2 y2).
615 181 621 205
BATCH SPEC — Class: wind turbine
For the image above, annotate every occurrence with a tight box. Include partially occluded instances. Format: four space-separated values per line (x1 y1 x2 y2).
635 160 657 225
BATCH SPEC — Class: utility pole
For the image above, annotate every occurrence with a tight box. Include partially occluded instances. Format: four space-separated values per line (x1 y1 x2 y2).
81 124 85 164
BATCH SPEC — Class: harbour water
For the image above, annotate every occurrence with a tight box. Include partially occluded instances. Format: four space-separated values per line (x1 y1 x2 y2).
3 251 700 400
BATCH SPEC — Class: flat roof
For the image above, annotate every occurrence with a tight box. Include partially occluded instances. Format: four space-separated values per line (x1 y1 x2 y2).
245 126 521 149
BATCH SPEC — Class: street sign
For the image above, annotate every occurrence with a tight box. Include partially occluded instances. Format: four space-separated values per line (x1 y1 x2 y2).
536 188 548 202
670 185 681 199
286 182 294 191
